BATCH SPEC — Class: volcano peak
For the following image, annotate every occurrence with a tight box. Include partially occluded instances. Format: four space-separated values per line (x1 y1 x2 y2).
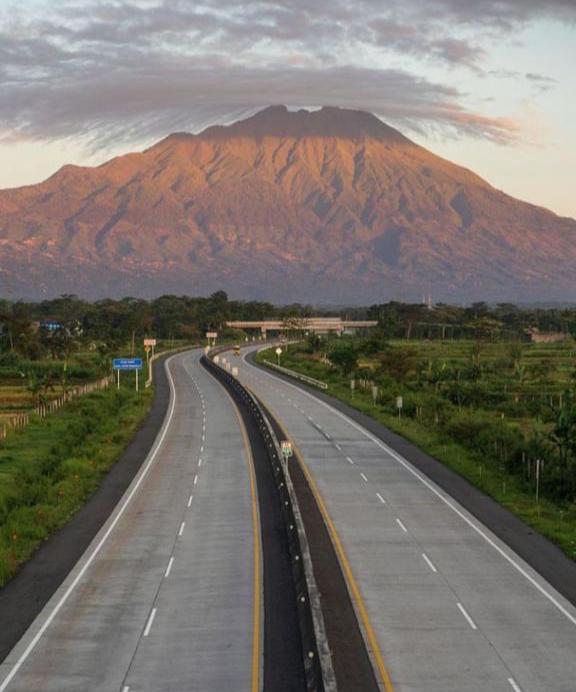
200 105 411 142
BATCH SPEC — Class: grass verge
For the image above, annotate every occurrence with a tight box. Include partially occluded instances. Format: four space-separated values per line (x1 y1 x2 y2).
0 384 153 586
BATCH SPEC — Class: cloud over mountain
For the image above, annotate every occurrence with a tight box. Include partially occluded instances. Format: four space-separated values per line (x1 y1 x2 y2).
3 0 569 148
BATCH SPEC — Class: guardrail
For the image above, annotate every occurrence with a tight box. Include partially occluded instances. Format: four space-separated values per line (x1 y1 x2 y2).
262 359 329 390
202 352 334 692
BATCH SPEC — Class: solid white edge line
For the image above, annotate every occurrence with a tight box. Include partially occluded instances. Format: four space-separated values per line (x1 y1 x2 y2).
508 677 523 692
143 607 157 637
422 553 438 573
376 492 386 504
164 557 174 578
178 521 186 537
396 518 408 533
0 352 183 692
244 354 576 627
457 602 478 630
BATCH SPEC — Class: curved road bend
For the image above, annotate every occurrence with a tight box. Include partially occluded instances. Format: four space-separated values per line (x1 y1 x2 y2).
239 346 576 692
0 350 260 692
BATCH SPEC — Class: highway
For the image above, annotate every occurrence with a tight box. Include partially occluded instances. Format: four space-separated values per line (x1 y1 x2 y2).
238 346 576 692
0 350 260 692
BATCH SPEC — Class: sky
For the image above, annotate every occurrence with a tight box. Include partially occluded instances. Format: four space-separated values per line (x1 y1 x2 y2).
0 0 575 218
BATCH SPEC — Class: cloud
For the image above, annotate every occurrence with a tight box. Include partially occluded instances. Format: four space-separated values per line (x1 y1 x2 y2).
0 57 520 147
525 72 558 84
1 0 570 149
404 0 576 27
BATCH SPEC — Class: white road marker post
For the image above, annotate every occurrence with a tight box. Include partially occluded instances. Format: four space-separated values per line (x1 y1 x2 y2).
396 395 403 419
536 458 542 505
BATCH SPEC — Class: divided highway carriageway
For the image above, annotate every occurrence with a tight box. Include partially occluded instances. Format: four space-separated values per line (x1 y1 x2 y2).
1 345 576 691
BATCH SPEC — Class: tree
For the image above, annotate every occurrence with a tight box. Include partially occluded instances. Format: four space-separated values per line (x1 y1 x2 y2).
0 302 33 353
377 347 418 384
546 391 576 498
329 344 358 376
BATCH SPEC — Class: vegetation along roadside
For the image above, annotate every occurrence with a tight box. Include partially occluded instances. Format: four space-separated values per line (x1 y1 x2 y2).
0 379 153 587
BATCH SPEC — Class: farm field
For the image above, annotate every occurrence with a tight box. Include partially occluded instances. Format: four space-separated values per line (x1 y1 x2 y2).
258 336 576 560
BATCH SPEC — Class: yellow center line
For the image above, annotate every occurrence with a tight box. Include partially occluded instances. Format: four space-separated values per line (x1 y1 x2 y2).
258 393 395 692
216 379 262 692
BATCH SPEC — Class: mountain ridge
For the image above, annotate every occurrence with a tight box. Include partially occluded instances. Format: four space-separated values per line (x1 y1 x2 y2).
0 105 574 303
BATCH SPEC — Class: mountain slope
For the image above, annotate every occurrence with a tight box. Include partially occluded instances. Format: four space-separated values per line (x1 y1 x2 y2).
0 105 575 303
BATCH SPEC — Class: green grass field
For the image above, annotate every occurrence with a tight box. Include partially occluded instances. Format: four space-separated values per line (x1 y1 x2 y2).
0 376 153 587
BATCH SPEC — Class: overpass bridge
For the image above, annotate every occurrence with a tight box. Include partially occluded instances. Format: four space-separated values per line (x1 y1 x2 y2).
226 317 377 336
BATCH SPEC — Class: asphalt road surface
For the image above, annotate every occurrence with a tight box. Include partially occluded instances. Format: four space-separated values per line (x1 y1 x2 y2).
239 346 576 692
0 350 260 692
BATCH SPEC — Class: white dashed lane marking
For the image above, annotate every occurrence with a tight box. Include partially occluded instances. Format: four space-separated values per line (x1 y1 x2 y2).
143 608 157 637
422 553 437 573
457 602 478 630
164 557 174 578
396 518 408 533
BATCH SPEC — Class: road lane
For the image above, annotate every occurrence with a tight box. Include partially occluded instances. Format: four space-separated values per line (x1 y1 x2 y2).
239 347 576 692
0 350 260 692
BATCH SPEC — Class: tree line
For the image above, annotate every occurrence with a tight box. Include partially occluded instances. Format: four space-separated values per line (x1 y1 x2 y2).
365 301 576 340
0 292 327 361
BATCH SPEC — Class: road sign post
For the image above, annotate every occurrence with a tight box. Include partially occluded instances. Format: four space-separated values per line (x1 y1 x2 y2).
113 358 143 392
276 346 282 366
144 339 156 373
396 395 403 419
280 440 293 472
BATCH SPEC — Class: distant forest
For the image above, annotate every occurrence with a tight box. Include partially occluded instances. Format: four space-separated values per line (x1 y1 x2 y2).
1 292 576 360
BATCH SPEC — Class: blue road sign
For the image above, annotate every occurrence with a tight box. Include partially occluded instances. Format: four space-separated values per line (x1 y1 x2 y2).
113 358 143 370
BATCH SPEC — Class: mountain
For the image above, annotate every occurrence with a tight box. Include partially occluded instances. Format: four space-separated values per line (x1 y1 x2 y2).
1 104 575 304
